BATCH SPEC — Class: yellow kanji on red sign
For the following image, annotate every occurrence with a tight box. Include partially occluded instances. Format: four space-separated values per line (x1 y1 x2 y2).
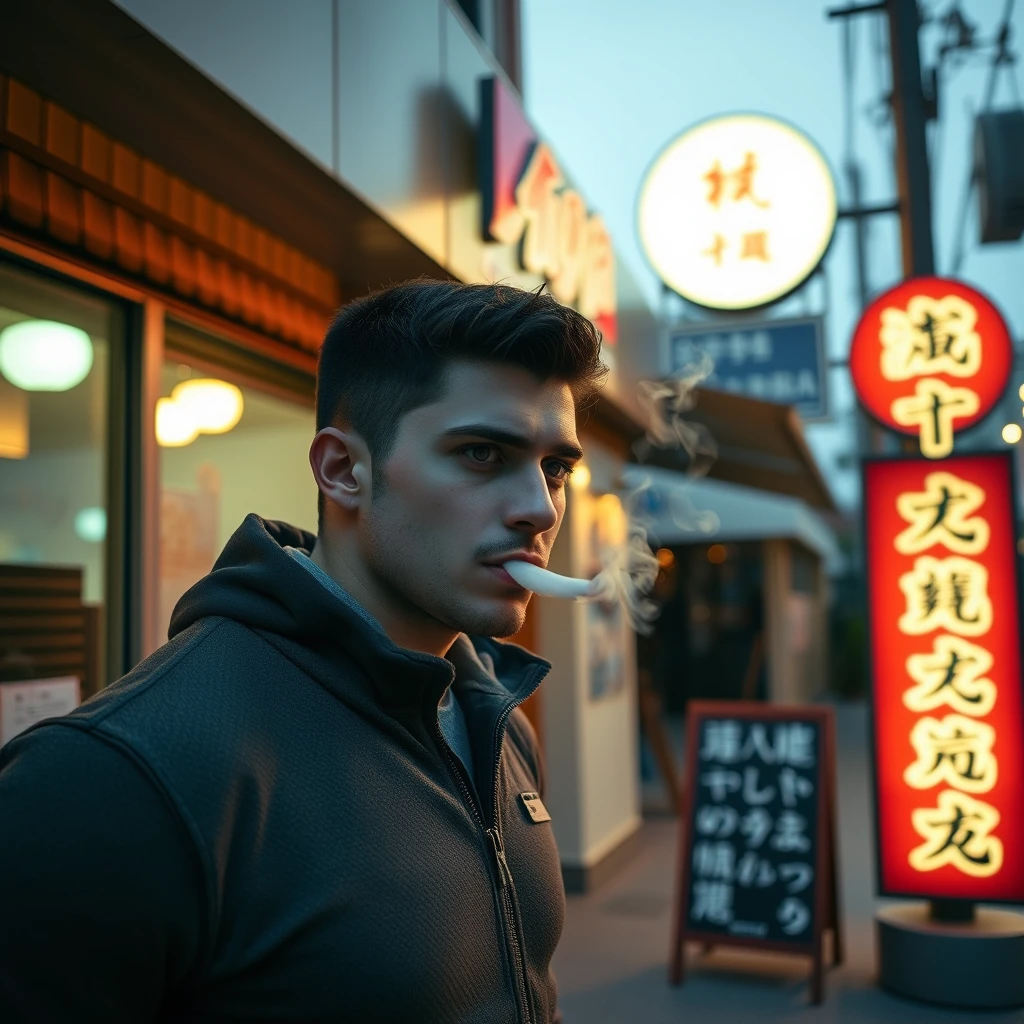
909 789 1003 877
880 294 982 382
904 714 997 794
898 556 992 637
895 473 990 556
891 379 980 459
904 635 997 717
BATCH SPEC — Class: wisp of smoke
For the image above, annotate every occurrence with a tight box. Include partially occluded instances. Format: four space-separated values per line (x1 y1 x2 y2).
584 350 718 636
633 350 718 477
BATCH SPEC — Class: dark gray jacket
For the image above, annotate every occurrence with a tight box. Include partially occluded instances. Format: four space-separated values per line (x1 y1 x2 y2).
0 515 564 1022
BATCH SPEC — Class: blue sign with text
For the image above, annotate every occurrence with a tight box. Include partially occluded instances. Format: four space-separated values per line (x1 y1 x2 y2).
669 316 829 421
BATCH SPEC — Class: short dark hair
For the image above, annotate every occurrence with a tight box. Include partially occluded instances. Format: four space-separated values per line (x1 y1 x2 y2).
315 279 609 525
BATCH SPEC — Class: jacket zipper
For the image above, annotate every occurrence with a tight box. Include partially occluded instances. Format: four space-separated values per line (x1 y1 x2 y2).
432 680 540 1024
487 824 533 1024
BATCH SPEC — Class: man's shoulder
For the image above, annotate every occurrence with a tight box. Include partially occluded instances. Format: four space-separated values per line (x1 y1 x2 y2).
59 616 305 778
70 616 248 728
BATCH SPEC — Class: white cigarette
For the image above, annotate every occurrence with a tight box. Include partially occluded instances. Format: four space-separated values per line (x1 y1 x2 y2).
503 560 607 600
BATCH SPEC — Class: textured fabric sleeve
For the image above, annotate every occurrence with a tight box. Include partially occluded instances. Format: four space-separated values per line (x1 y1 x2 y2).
0 723 205 1022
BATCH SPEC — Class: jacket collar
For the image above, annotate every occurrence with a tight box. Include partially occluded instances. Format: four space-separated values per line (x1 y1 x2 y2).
170 515 551 716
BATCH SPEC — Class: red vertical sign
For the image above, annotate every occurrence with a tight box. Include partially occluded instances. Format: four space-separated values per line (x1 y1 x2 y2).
864 453 1024 900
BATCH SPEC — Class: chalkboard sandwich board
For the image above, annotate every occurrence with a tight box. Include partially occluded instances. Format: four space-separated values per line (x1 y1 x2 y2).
668 701 841 1004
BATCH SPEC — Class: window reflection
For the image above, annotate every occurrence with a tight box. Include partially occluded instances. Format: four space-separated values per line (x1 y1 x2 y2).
157 334 316 639
0 263 120 715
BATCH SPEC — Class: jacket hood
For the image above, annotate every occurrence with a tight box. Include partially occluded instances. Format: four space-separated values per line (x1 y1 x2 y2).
168 514 550 712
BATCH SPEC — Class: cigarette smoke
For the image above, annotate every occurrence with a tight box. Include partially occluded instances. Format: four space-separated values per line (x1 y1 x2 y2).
584 350 718 636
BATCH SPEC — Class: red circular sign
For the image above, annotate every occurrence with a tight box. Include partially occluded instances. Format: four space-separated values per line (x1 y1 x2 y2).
850 276 1013 436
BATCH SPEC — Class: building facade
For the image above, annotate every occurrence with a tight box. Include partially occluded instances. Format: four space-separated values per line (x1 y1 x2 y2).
0 0 660 888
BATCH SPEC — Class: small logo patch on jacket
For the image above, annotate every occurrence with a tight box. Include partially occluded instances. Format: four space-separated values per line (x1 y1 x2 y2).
519 791 551 823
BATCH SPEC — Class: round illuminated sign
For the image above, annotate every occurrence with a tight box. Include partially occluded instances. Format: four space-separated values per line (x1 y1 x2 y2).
850 277 1013 457
637 114 837 310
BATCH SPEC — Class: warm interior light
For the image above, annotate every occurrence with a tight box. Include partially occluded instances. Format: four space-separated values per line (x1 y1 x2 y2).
1018 384 1024 402
595 492 627 542
155 377 245 447
156 397 200 447
1001 423 1021 444
707 543 728 564
0 319 94 391
569 462 591 490
171 378 244 434
656 547 676 568
0 378 28 458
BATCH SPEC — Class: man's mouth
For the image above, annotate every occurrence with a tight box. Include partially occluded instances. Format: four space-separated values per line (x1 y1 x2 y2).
482 564 526 588
480 550 544 590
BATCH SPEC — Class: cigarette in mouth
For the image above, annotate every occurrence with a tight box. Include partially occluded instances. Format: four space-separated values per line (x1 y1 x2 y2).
503 560 611 601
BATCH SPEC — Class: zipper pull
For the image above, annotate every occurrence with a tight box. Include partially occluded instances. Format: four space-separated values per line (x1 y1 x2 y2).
487 827 509 884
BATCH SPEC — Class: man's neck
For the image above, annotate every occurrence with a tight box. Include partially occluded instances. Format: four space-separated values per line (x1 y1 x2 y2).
308 539 457 659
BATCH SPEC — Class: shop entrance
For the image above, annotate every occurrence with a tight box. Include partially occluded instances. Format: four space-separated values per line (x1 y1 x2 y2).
638 537 828 816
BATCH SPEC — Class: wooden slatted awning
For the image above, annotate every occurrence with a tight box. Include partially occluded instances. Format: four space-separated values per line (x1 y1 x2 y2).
0 72 338 355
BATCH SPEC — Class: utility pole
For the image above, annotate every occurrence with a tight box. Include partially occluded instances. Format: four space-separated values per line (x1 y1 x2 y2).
829 0 973 927
886 0 935 277
887 0 941 467
889 0 975 926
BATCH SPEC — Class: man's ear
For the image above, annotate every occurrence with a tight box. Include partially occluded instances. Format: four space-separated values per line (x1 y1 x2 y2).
309 427 373 513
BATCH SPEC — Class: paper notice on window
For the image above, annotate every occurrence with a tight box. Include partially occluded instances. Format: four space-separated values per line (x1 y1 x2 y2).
1 676 81 746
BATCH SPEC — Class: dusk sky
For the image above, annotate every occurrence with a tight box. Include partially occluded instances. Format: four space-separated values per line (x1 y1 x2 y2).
522 0 1024 509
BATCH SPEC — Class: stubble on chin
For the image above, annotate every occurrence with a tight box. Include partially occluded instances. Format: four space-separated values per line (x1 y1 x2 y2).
364 538 525 638
431 591 526 639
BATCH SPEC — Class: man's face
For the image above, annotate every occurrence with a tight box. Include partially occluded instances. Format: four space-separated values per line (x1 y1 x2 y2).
358 360 582 639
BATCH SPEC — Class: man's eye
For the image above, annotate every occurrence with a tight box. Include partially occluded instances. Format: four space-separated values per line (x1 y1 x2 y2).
462 445 500 465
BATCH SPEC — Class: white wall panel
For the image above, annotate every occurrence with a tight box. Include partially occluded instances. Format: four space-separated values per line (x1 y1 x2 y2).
113 0 335 172
336 0 446 265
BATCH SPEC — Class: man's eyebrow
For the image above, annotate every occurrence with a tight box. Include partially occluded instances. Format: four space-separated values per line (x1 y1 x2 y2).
441 423 585 462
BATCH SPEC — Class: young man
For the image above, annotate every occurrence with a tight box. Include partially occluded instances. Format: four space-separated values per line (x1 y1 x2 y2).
0 281 608 1023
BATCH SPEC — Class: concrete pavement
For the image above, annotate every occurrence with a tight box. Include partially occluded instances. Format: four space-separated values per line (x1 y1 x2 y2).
552 703 1024 1023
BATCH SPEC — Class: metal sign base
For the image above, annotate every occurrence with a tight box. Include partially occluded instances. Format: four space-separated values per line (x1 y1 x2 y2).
877 904 1024 1009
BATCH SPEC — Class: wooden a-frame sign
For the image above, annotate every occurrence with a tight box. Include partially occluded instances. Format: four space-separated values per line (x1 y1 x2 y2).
668 701 843 1004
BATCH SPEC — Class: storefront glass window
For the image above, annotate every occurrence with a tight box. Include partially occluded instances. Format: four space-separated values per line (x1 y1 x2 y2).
0 262 123 706
157 322 317 639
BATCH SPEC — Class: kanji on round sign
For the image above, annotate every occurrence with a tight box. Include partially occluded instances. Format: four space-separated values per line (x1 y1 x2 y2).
850 277 1013 458
636 114 837 311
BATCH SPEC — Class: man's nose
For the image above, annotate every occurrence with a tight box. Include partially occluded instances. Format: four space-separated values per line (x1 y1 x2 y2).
504 466 560 533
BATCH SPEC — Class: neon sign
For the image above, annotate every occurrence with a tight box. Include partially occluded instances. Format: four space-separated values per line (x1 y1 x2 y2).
850 278 1013 458
636 114 837 311
863 454 1024 899
480 78 617 342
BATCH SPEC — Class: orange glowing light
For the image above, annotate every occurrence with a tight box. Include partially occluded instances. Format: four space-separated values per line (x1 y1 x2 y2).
707 544 727 564
656 548 676 569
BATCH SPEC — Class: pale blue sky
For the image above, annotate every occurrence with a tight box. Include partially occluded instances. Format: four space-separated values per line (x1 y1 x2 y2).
522 0 1024 510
